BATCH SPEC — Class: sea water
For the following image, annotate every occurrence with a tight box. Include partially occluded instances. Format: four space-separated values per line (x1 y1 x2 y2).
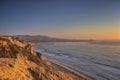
35 42 120 80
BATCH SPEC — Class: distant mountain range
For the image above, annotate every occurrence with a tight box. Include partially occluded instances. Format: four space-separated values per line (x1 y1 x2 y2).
14 35 94 43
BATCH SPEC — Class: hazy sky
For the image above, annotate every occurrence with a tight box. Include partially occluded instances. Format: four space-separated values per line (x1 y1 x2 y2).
0 0 120 40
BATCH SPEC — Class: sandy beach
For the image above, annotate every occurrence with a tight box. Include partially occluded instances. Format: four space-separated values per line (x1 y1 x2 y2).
46 58 93 80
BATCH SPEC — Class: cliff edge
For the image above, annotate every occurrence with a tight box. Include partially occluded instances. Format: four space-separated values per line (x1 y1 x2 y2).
0 36 85 80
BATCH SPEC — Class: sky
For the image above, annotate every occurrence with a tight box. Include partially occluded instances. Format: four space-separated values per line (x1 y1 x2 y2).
0 0 120 40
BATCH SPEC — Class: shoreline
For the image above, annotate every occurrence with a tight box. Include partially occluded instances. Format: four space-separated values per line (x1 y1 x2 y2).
35 43 93 80
35 42 120 80
46 58 94 80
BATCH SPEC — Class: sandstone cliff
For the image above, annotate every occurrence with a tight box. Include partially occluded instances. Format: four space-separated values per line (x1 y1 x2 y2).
0 36 85 80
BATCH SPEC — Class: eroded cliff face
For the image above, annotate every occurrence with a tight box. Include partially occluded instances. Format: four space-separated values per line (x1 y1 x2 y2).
0 36 82 80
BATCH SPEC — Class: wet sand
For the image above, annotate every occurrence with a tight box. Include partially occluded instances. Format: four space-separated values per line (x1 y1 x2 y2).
46 58 93 80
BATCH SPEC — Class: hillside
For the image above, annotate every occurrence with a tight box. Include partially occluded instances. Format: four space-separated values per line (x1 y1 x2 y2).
0 36 86 80
14 35 93 43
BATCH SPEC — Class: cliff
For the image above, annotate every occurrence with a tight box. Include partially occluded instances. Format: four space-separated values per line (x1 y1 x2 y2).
0 36 85 80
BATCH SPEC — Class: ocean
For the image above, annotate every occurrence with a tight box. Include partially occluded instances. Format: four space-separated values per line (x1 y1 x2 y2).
35 41 120 80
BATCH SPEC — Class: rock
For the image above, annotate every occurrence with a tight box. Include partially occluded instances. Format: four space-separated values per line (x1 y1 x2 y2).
0 36 82 80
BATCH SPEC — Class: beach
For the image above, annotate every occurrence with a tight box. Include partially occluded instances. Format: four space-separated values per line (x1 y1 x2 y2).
46 58 92 80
